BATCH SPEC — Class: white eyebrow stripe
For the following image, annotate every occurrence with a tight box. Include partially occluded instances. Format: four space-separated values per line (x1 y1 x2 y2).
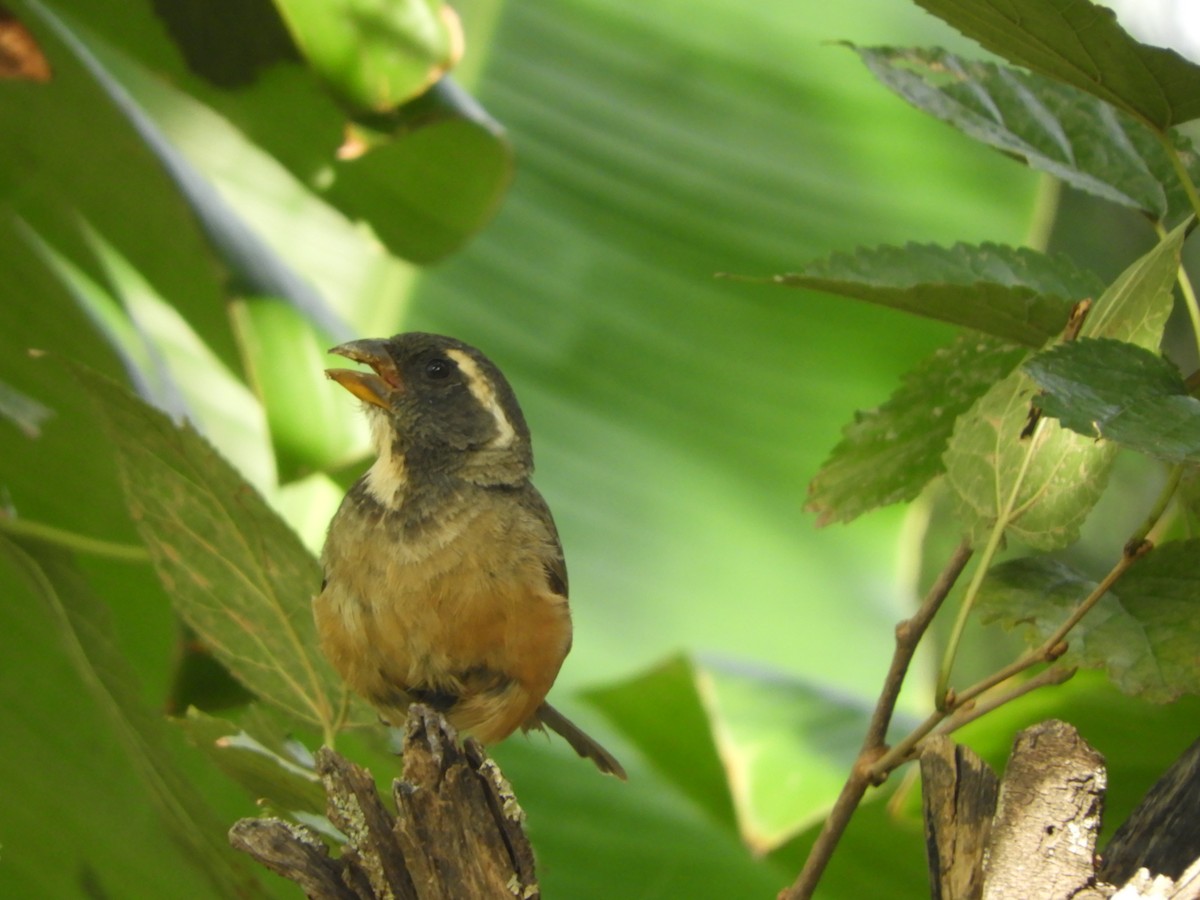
445 348 516 448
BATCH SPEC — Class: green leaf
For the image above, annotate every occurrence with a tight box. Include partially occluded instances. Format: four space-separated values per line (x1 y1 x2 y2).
943 221 1184 548
73 363 371 735
177 707 327 819
853 45 1199 225
274 0 457 111
590 654 889 853
0 534 267 897
912 0 1200 129
771 242 1097 346
979 546 1200 702
1026 338 1200 463
808 332 1026 525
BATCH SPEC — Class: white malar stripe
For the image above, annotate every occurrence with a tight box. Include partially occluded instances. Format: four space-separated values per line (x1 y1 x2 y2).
446 348 516 448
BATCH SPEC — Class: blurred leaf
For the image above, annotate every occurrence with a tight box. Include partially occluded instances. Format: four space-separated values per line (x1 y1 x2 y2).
808 332 1027 525
591 654 890 854
0 534 266 897
854 45 1200 225
978 545 1200 702
944 221 1183 548
231 298 363 480
178 707 327 818
28 0 352 339
327 78 514 264
73 363 371 734
912 0 1200 129
771 242 1096 346
274 0 458 111
585 655 736 832
1026 338 1200 463
0 377 53 438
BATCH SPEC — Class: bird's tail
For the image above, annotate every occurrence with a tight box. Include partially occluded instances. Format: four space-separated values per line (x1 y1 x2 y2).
535 702 627 780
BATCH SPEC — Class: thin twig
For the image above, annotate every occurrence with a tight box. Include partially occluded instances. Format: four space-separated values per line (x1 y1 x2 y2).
778 540 973 900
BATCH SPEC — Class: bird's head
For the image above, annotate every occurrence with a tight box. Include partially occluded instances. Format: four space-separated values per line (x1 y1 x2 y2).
326 333 533 486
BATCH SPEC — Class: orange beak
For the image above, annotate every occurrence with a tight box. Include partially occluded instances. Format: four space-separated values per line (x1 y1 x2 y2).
325 339 403 410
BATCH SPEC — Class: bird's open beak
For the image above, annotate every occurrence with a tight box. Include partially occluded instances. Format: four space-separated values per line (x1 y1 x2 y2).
325 339 403 410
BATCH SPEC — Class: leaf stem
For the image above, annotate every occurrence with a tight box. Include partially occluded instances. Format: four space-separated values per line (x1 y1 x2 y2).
778 540 973 900
1160 132 1200 226
935 419 1044 705
0 513 150 562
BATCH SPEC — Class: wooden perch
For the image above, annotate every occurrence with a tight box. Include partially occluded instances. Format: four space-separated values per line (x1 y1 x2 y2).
921 720 1200 900
229 705 538 899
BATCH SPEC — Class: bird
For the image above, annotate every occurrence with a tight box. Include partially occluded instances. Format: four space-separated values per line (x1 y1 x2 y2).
316 332 626 779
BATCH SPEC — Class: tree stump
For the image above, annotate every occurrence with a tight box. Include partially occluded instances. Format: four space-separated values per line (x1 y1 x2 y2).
921 720 1200 900
229 705 538 899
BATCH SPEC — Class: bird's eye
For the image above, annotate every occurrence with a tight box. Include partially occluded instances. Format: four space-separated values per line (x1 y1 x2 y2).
424 357 453 379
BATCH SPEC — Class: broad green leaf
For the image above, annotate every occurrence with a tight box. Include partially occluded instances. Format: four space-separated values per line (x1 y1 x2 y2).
584 655 736 832
590 655 889 854
772 242 1097 346
943 221 1184 549
854 45 1199 225
978 546 1200 702
177 707 327 819
0 535 267 897
73 363 371 734
808 332 1026 525
273 0 458 111
1026 338 1200 463
913 0 1200 129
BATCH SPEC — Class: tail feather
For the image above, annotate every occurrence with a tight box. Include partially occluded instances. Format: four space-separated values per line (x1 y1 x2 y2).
535 702 627 780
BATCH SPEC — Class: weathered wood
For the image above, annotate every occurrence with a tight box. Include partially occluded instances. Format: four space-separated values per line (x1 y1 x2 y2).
1102 737 1200 887
229 704 539 899
982 720 1106 900
921 735 999 900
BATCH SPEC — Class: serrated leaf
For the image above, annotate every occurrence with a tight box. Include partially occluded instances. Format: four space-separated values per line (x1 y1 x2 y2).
943 220 1184 549
808 332 1026 525
853 45 1198 225
979 546 1200 702
0 535 266 896
1026 338 1200 463
773 242 1098 346
73 363 371 734
912 0 1200 130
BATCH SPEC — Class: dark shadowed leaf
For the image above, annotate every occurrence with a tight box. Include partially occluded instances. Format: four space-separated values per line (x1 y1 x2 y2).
772 242 1097 346
808 332 1026 525
0 535 267 896
853 46 1199 225
912 0 1200 129
979 546 1200 702
1026 338 1200 463
73 363 371 736
943 220 1184 548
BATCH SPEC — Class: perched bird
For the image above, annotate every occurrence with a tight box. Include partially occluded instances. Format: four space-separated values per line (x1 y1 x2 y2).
317 332 626 779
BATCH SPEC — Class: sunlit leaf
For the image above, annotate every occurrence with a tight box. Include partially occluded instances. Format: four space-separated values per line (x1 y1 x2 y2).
912 0 1200 129
74 363 371 734
0 534 266 896
771 242 1097 346
1026 338 1200 463
854 45 1199 225
978 546 1200 702
943 221 1183 548
808 332 1026 525
274 0 458 111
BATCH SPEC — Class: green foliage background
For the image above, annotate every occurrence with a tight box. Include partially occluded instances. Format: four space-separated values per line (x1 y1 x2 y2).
5 1 1200 898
